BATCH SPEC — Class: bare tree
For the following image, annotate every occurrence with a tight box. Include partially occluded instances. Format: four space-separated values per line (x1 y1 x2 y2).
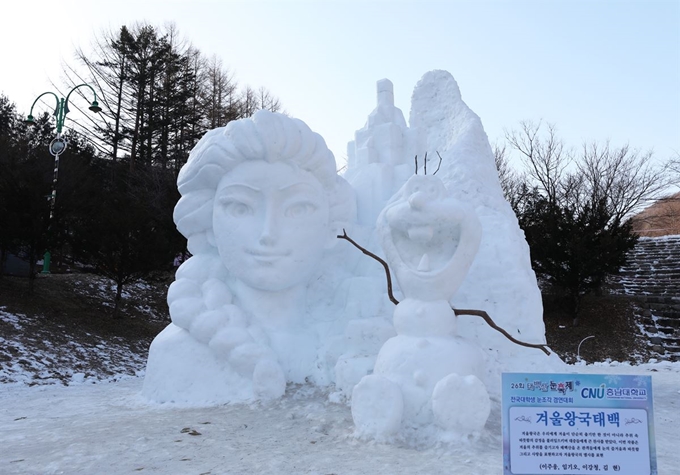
257 86 282 113
505 120 671 223
505 121 571 204
578 141 673 223
56 29 132 160
493 141 527 210
201 55 239 128
239 85 258 118
669 151 680 183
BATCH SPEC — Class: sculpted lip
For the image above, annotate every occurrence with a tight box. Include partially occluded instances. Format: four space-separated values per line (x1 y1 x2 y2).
245 248 291 258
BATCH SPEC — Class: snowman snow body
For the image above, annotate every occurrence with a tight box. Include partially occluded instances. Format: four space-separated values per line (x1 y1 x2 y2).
351 174 492 439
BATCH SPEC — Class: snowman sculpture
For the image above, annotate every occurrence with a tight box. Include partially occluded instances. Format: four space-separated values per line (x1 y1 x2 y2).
351 173 492 440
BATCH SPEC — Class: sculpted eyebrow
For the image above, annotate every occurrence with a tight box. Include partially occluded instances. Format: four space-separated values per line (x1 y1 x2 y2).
219 184 260 194
278 183 320 194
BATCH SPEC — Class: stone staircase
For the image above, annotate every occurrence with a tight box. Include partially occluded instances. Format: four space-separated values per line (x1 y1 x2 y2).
613 235 680 360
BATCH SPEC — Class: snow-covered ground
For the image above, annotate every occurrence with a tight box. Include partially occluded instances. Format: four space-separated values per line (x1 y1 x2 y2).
1 361 678 474
0 308 146 386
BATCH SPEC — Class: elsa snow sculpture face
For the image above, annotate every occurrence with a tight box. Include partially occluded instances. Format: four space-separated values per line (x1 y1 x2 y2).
213 160 330 291
172 110 353 332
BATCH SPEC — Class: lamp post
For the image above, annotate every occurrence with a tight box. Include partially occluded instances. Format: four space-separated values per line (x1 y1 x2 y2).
24 84 102 273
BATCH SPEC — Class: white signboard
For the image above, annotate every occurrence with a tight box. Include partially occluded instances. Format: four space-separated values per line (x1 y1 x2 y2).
502 373 657 475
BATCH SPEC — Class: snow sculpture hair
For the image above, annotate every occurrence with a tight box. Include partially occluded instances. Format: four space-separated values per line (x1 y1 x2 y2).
175 110 346 255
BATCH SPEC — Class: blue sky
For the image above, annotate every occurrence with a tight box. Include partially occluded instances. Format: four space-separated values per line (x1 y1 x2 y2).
2 0 678 168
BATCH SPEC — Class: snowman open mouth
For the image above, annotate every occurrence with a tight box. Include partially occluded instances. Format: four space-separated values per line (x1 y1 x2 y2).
389 221 461 275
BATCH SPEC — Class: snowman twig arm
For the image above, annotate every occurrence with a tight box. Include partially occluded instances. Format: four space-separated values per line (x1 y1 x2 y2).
338 229 551 356
453 309 551 356
337 229 399 305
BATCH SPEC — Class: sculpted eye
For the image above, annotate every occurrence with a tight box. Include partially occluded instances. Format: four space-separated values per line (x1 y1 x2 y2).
219 198 253 217
285 201 317 218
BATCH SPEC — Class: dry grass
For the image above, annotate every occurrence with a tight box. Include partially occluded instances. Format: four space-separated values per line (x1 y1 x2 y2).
542 292 651 363
0 272 171 384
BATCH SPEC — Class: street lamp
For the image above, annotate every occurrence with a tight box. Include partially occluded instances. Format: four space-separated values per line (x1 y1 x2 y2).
24 83 102 273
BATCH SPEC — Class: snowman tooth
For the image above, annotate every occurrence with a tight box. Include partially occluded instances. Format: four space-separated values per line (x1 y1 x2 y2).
408 226 434 243
417 253 430 272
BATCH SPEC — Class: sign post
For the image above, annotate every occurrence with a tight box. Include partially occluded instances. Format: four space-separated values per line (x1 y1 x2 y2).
502 373 657 475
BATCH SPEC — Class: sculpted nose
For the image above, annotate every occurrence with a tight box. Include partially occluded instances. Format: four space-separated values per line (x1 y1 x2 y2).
259 210 278 245
408 191 427 210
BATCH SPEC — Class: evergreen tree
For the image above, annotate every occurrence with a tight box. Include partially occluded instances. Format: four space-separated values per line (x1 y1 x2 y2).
0 104 57 288
68 161 184 316
517 190 638 324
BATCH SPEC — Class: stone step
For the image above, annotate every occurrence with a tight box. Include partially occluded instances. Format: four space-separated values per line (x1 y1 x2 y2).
648 311 680 320
622 295 680 301
619 281 680 286
619 280 680 284
637 238 680 243
618 275 680 281
654 312 680 319
639 317 655 326
637 251 680 255
656 318 680 335
618 284 680 291
613 237 680 332
620 264 680 269
651 300 680 307
619 265 680 271
619 278 680 283
619 267 680 273
618 282 680 287
639 298 680 306
621 284 680 289
648 305 680 312
620 265 680 271
629 249 679 254
621 268 678 272
620 290 680 298
649 336 680 348
630 247 679 250
619 277 680 281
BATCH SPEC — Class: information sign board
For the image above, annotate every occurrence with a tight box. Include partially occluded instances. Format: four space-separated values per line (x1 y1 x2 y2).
502 373 657 475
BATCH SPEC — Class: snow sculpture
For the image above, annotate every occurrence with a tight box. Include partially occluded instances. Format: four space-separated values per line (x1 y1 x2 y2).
407 71 563 379
345 79 423 226
331 80 420 400
339 71 561 444
142 71 561 435
351 173 492 439
142 110 356 404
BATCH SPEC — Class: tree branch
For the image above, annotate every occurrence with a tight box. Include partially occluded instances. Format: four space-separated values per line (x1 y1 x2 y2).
337 229 398 305
433 151 443 175
338 230 551 355
453 308 551 355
